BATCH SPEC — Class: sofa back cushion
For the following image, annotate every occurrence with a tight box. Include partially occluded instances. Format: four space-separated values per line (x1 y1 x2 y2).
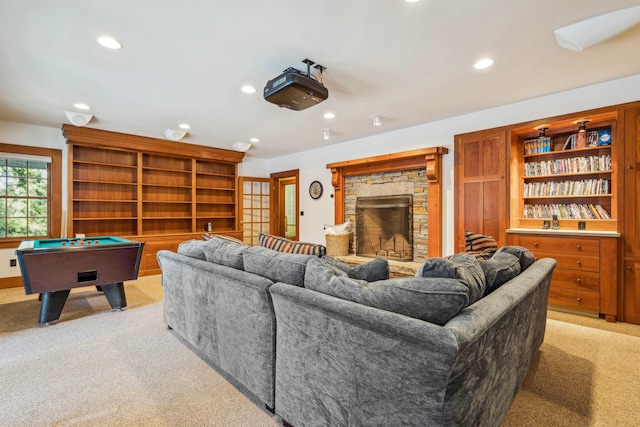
479 252 521 295
258 232 326 257
202 236 248 270
304 257 470 325
243 246 313 287
320 256 389 282
493 245 535 272
416 254 486 305
177 239 208 260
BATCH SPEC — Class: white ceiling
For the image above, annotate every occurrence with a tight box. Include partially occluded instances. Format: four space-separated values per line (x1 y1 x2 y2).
1 0 639 159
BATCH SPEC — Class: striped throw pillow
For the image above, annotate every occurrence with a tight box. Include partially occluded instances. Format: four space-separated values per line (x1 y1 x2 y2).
465 232 498 253
258 233 326 257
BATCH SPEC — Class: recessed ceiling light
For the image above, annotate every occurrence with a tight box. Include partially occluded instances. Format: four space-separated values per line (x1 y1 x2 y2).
405 0 421 3
474 58 494 70
250 138 259 143
178 123 190 130
96 36 122 50
73 103 90 110
324 112 335 119
241 85 256 94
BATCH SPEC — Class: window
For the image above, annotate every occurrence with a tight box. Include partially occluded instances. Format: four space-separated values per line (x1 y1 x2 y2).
0 144 62 247
0 156 50 238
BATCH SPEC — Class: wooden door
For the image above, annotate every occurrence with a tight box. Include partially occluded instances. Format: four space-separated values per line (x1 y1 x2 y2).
454 129 507 253
623 106 640 323
270 169 299 240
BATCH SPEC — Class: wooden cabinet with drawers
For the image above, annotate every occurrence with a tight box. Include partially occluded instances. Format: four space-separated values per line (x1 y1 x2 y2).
507 231 619 321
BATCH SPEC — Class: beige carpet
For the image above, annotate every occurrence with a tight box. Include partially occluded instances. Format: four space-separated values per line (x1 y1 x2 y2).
1 276 639 426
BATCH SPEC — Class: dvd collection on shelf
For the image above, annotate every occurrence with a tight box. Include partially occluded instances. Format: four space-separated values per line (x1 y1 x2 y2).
524 154 611 176
524 136 552 154
523 128 612 154
524 203 610 220
523 178 610 197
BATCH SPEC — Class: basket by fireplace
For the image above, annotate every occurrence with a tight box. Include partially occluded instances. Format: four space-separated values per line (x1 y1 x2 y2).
326 233 350 257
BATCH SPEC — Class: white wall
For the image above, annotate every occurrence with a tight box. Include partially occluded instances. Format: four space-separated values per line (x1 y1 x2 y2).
0 120 67 278
0 74 638 279
259 74 640 255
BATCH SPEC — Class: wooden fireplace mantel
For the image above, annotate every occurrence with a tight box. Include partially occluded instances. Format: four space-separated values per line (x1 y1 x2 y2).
327 147 448 258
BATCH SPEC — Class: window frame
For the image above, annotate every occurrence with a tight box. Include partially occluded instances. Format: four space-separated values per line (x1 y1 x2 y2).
0 143 62 248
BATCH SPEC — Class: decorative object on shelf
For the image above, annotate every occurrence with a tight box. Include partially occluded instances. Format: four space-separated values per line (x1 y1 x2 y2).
575 120 589 149
65 110 93 127
598 129 612 146
309 180 323 199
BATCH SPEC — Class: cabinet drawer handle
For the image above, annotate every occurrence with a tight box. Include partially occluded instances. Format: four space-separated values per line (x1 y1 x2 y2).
628 266 633 270
576 278 581 283
577 297 582 302
533 242 539 247
576 260 581 265
576 245 581 250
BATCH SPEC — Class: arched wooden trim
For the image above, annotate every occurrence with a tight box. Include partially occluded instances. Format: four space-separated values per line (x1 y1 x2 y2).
326 147 448 258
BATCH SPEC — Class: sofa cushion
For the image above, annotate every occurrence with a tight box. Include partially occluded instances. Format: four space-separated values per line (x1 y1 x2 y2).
202 237 248 270
305 257 470 325
177 239 208 260
494 245 535 272
258 232 326 257
416 254 486 305
243 246 313 287
479 252 521 295
320 256 389 282
203 233 246 245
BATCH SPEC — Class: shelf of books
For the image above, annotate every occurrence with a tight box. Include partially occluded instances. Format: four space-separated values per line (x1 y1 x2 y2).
509 112 618 232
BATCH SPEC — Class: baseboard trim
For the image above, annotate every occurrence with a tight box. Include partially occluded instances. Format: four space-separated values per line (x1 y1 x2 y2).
0 276 23 290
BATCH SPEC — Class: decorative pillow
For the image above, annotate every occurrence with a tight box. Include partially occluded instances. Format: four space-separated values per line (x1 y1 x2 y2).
305 258 469 326
416 254 486 305
324 220 352 234
202 237 248 270
465 232 498 253
494 245 535 272
320 256 389 282
258 232 326 257
479 252 521 295
177 239 208 260
243 246 313 287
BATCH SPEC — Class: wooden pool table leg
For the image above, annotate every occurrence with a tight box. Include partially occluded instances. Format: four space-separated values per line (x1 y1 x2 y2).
101 282 127 310
39 290 71 324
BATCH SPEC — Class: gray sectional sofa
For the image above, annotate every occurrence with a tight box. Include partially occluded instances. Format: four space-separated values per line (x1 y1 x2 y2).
157 235 556 426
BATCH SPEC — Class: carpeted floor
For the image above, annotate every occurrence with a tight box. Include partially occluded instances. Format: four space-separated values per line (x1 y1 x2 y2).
0 277 278 426
1 276 639 426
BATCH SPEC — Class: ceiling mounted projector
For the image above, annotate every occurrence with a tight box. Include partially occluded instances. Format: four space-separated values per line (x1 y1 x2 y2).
264 59 328 111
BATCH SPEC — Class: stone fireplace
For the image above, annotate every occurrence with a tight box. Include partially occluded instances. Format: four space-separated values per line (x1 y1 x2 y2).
327 147 448 263
355 194 413 261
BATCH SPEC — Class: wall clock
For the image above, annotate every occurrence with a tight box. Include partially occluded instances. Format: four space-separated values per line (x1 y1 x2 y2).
309 180 323 199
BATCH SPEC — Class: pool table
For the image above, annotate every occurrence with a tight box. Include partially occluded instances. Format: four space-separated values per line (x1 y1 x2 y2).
16 236 144 324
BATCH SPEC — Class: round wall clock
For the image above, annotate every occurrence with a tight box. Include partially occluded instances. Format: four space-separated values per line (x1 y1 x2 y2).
309 180 323 199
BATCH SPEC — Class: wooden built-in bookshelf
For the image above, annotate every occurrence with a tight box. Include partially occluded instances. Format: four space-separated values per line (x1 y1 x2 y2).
63 125 245 275
508 111 618 232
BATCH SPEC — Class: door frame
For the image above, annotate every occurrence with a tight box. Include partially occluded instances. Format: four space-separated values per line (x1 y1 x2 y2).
270 169 299 240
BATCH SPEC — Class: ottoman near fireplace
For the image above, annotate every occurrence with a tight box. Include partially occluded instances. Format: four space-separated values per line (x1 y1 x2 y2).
355 194 413 262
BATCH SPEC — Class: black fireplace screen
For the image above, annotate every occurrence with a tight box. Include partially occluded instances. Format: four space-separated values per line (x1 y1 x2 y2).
355 194 413 262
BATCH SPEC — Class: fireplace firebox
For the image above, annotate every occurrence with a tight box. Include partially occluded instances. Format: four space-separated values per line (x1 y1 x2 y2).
355 195 413 262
